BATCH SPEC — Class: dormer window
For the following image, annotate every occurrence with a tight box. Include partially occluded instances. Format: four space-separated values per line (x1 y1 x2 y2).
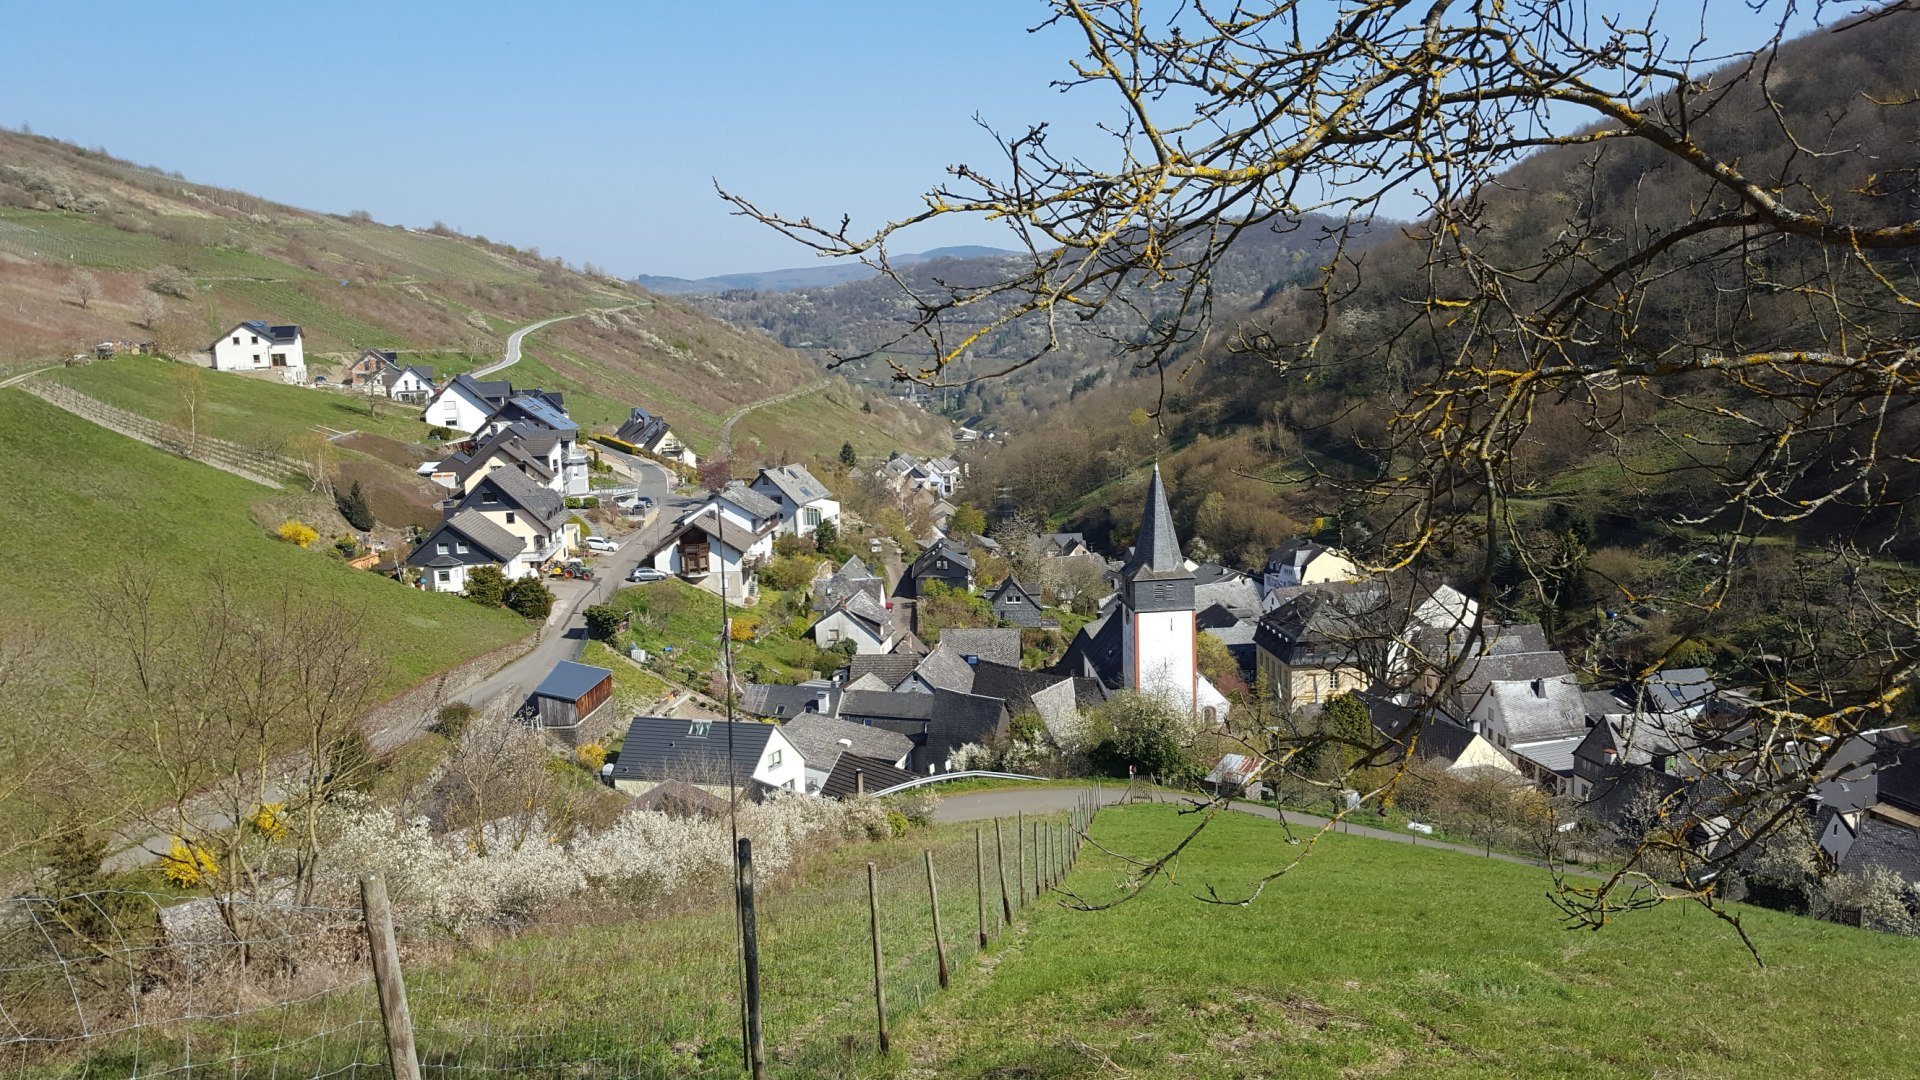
436 542 450 555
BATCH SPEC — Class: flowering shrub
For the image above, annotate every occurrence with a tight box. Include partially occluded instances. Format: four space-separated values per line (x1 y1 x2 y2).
313 791 889 929
277 521 319 548
249 803 289 843
161 837 220 888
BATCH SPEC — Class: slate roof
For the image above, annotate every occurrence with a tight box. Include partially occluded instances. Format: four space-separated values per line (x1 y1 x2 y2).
1452 650 1574 710
1057 611 1125 689
1483 674 1589 742
719 481 783 523
741 682 839 720
837 687 1009 767
406 510 526 567
533 660 612 702
448 428 555 487
463 465 567 527
1837 815 1920 884
966 661 1075 719
779 713 913 770
615 406 673 448
819 754 921 800
225 320 301 347
1265 538 1327 575
1627 668 1717 715
1043 532 1087 555
1193 568 1262 619
1123 465 1187 581
624 778 729 818
910 537 975 575
1511 735 1583 775
936 628 1023 668
607 716 779 787
756 463 832 507
665 508 766 554
1253 583 1383 667
911 645 977 694
845 653 920 690
443 373 514 406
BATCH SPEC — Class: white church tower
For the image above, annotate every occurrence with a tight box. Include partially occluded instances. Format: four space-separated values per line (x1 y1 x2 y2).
1119 466 1228 720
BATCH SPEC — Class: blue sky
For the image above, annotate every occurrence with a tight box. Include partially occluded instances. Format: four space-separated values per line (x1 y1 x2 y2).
0 2 1821 279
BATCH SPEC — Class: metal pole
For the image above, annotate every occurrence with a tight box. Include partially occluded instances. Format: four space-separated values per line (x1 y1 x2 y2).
924 849 949 990
737 839 766 1079
720 565 749 1074
867 862 890 1052
360 876 421 1080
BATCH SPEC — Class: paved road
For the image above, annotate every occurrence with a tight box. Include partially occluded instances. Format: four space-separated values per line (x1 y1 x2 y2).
717 379 827 457
934 785 1572 874
470 306 635 379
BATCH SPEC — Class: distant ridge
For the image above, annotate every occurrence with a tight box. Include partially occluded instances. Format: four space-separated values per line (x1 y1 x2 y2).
635 245 1019 295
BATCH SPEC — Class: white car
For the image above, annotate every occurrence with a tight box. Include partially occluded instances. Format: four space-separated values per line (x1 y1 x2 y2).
583 536 618 553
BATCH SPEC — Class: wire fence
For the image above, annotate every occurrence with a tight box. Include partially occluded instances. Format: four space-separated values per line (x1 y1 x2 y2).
0 787 1102 1078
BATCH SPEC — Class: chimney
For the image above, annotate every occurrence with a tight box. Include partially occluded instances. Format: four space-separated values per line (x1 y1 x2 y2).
1530 678 1546 699
855 768 865 796
837 738 853 749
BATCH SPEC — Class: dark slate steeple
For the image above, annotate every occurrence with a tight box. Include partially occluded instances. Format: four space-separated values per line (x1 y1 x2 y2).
1121 465 1194 613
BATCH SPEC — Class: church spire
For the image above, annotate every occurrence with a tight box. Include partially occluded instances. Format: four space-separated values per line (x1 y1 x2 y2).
1125 464 1185 579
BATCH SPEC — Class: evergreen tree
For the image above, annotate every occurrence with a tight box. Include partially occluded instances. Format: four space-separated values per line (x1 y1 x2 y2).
463 565 508 607
504 576 555 620
839 442 857 467
337 481 375 531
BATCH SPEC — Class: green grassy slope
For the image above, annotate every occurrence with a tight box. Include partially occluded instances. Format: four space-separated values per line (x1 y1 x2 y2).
884 805 1920 1078
0 389 527 830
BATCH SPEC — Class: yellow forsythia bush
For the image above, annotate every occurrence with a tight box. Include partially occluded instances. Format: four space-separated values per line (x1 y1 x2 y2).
277 521 319 548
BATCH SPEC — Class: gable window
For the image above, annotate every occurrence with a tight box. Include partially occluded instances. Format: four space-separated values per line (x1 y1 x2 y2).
250 335 260 345
506 512 517 525
455 542 469 554
482 491 498 504
231 336 240 345
769 749 783 766
1005 593 1023 604
436 542 450 555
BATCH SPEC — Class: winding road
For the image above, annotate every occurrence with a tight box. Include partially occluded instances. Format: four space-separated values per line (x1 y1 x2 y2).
470 305 640 379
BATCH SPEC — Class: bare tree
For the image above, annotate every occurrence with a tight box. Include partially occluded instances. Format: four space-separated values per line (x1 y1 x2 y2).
137 291 166 330
726 0 1920 951
68 269 100 310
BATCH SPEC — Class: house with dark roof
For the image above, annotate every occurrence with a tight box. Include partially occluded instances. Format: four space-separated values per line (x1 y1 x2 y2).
1364 695 1521 778
347 349 399 389
424 373 516 433
815 557 886 614
470 393 587 496
986 576 1047 627
1466 673 1589 785
407 509 532 593
777 713 913 794
527 660 613 740
642 506 775 599
208 320 305 380
932 628 1024 669
901 537 975 597
614 405 698 466
1042 532 1090 558
1260 539 1358 601
1252 585 1379 710
811 590 897 655
607 716 805 796
820 754 921 799
836 687 1010 773
751 464 841 539
451 465 572 557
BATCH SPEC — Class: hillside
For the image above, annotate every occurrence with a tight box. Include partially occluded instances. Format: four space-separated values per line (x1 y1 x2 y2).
680 220 1374 431
882 805 1920 1077
0 129 947 469
0 388 529 845
633 245 1019 295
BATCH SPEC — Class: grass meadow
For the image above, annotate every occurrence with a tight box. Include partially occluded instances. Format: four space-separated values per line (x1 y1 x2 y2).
883 803 1920 1078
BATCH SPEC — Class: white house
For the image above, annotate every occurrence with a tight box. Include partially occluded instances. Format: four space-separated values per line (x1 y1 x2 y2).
614 406 699 467
1468 674 1589 758
208 321 305 381
423 374 515 434
750 464 841 538
407 466 577 592
607 716 806 796
388 365 436 403
644 506 774 600
471 392 589 496
810 591 896 654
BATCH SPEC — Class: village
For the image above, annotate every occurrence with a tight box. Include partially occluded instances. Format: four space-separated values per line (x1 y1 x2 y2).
153 317 1920 919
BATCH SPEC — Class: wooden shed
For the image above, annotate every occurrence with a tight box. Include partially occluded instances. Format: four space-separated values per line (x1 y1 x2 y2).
529 660 614 737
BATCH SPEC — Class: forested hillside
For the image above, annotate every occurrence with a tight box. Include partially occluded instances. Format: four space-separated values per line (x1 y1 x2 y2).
683 219 1378 430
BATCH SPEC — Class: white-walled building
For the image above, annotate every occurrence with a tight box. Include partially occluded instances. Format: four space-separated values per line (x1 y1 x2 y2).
1116 466 1231 722
423 374 515 434
208 321 305 381
750 464 841 538
607 716 805 796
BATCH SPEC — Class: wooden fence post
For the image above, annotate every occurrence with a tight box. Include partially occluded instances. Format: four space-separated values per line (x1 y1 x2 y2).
738 839 767 1079
360 876 421 1080
1032 820 1042 896
975 826 989 946
867 862 889 1053
1016 811 1026 907
924 849 949 990
994 818 1013 924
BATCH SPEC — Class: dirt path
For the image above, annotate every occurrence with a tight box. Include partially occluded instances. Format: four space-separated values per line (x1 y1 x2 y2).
717 379 828 457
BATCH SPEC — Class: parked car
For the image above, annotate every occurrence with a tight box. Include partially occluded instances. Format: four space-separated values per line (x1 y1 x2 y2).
584 536 618 553
628 566 669 583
